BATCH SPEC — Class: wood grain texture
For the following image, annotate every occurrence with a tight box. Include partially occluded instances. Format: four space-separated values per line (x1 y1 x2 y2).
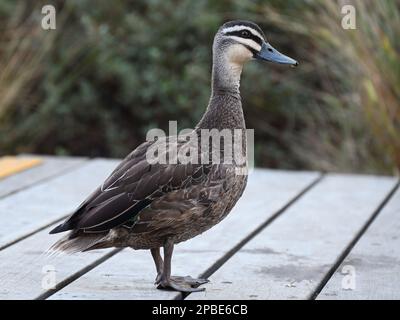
48 169 320 300
0 159 120 250
317 183 400 300
187 174 398 300
0 224 115 300
0 156 85 199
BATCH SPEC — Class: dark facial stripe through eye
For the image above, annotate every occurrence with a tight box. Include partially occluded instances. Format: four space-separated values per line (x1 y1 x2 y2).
243 44 258 56
225 30 263 46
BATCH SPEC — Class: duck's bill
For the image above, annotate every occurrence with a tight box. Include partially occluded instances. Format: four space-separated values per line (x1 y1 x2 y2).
254 42 298 67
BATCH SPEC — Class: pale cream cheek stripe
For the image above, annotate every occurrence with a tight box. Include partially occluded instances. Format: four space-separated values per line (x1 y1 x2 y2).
226 36 261 52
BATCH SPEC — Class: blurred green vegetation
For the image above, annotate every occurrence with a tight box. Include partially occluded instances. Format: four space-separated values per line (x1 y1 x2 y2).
0 0 399 174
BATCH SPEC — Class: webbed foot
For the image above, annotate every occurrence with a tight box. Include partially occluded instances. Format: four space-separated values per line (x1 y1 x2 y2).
156 275 209 292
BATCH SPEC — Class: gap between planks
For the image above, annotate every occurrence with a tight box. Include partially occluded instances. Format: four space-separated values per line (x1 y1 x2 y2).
311 179 400 299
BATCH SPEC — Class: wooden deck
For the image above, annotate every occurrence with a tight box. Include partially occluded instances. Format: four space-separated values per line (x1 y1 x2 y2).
0 155 399 300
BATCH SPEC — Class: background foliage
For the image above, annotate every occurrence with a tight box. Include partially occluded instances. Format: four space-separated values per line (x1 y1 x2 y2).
0 0 399 174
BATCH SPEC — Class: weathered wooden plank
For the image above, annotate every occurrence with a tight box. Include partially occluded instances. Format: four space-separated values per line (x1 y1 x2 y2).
0 224 116 300
0 155 86 199
317 183 400 300
187 174 398 300
0 159 120 250
48 169 321 300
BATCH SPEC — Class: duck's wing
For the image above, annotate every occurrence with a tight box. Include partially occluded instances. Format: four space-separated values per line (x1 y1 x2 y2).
49 139 210 234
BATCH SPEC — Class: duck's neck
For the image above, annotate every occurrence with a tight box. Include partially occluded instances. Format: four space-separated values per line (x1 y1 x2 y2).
211 51 243 96
197 53 245 130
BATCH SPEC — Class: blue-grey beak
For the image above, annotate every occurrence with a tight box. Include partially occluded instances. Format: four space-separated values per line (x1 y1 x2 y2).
255 42 298 67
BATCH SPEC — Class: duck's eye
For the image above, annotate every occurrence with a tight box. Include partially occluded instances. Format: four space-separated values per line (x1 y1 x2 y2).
241 30 250 37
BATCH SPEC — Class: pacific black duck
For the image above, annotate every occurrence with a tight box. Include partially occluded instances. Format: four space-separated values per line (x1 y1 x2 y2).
49 20 298 292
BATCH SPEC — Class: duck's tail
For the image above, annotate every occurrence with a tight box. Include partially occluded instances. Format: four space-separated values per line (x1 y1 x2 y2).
47 232 109 256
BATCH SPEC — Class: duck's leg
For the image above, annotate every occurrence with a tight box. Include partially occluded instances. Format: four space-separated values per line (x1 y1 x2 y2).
156 239 209 292
151 248 163 284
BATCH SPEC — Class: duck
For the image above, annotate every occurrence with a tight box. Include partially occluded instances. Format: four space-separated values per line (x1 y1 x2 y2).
49 20 298 293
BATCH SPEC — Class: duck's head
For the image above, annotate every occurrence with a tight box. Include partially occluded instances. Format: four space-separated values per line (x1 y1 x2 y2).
214 20 298 68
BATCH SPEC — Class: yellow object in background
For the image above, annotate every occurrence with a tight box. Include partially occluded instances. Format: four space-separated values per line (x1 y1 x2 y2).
0 156 43 180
